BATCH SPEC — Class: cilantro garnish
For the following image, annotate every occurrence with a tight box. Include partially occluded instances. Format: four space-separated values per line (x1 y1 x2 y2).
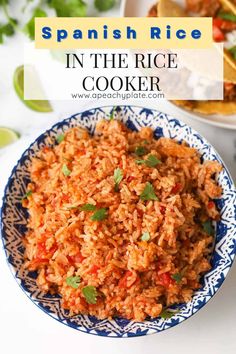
218 11 236 22
136 155 161 167
141 232 150 241
171 273 182 284
49 0 87 17
160 309 177 319
82 285 97 304
140 182 158 201
135 146 148 156
80 204 96 211
24 7 47 40
95 0 116 12
91 208 108 221
66 276 81 289
21 190 32 201
229 46 236 60
62 164 71 176
56 134 65 144
202 220 214 236
0 0 17 44
114 168 123 192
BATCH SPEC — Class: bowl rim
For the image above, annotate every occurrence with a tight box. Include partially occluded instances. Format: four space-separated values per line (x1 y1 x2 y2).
1 104 236 337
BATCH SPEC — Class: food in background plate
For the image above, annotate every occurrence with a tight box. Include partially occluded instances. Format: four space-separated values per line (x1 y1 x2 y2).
150 0 236 115
23 119 222 321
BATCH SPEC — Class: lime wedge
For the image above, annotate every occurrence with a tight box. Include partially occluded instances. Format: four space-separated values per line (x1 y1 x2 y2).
0 127 20 148
13 65 53 113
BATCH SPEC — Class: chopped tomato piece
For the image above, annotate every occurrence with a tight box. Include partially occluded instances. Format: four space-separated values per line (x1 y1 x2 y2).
119 270 137 288
42 146 50 153
37 242 57 258
67 252 85 265
213 19 225 41
37 242 47 254
127 176 135 183
213 18 223 28
171 183 182 194
208 201 215 209
159 205 166 214
159 272 174 287
61 194 69 202
89 265 100 274
29 258 49 270
74 252 85 263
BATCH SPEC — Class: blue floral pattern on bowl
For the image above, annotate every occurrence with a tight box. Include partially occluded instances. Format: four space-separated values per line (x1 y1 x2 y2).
1 106 236 337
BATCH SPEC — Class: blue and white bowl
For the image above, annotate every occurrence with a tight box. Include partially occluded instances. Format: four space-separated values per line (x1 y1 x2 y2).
1 106 236 337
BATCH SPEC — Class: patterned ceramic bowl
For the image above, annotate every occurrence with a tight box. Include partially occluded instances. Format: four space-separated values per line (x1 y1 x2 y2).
1 106 236 337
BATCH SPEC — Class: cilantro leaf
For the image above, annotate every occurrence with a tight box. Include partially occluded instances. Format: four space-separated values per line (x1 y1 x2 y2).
0 20 16 44
145 155 161 167
140 182 158 201
24 7 47 40
62 164 71 176
80 203 96 211
66 276 81 289
0 0 18 44
171 273 182 284
0 0 9 5
135 146 148 156
229 46 236 60
114 168 123 191
160 309 177 319
56 134 64 144
48 0 87 17
218 11 236 22
136 155 161 167
82 285 97 304
91 208 108 221
21 190 33 201
141 232 150 241
95 0 116 11
202 220 214 236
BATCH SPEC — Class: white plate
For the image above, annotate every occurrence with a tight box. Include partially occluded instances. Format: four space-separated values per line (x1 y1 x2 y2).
121 0 236 130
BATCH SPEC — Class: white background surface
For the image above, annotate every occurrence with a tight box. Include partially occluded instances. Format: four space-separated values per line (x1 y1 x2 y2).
0 1 236 353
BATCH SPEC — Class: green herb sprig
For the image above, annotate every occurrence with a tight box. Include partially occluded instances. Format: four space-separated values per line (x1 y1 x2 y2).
140 182 158 201
66 276 81 289
229 46 236 60
80 204 96 211
135 146 148 157
82 285 97 304
95 0 115 12
21 190 32 201
218 11 236 22
62 164 71 176
0 0 117 44
136 155 161 167
171 273 182 284
114 168 123 192
56 134 65 144
90 208 108 221
202 220 214 236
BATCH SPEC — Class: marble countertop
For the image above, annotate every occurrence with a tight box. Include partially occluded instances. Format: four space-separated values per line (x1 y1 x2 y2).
0 1 236 354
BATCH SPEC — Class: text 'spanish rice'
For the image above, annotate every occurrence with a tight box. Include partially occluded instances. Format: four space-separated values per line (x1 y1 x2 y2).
22 120 222 321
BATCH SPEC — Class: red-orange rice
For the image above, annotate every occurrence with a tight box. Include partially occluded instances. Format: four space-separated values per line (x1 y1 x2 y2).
23 120 222 321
